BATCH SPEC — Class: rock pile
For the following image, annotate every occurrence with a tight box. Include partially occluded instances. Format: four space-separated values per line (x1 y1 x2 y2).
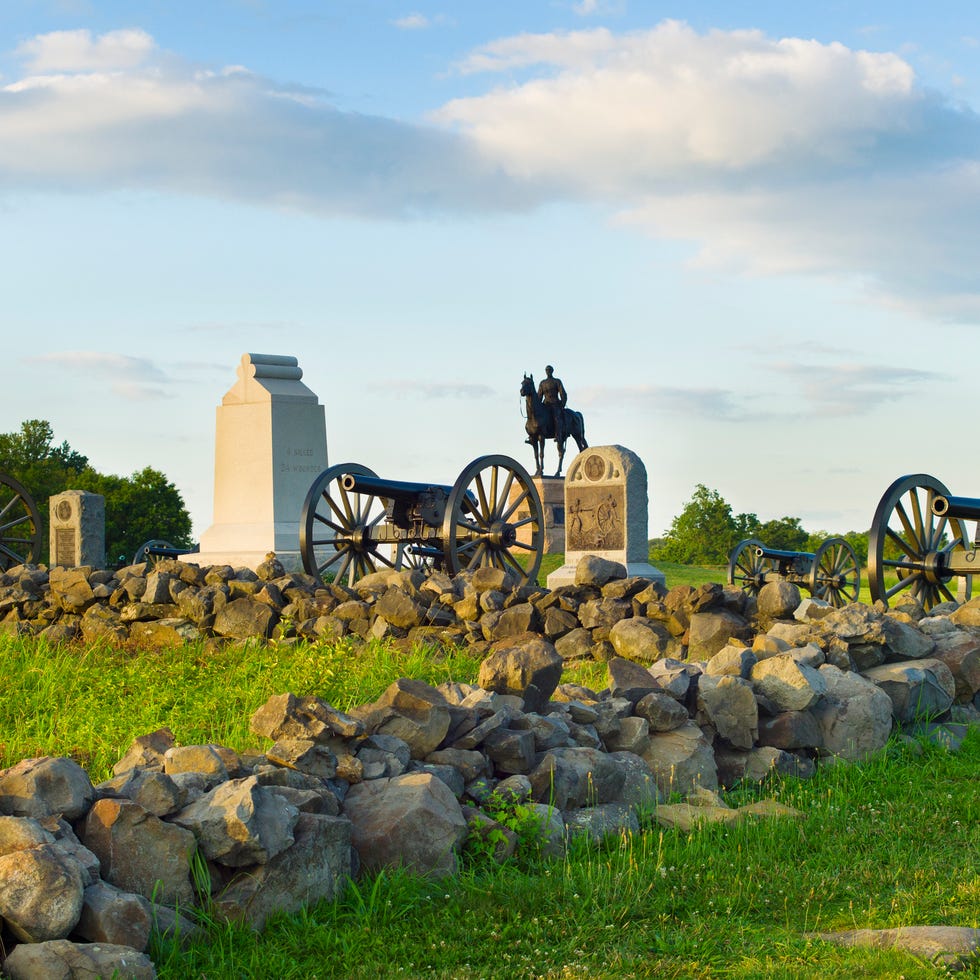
1 554 979 977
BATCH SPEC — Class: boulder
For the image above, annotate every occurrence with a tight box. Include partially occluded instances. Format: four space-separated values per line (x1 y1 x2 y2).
1 940 157 980
172 776 299 867
0 757 94 820
80 798 196 907
812 665 894 760
213 812 352 931
0 843 85 942
343 772 467 878
641 721 719 796
862 659 956 723
477 637 563 713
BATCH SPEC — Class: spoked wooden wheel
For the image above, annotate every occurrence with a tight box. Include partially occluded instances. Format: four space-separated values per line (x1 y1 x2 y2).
300 464 393 587
868 474 972 610
442 455 543 582
809 537 860 608
727 538 771 596
0 474 42 571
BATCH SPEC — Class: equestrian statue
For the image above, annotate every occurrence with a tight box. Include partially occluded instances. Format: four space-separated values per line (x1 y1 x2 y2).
520 365 588 477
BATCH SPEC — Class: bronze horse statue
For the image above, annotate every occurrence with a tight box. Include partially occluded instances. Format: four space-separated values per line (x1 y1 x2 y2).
521 373 588 477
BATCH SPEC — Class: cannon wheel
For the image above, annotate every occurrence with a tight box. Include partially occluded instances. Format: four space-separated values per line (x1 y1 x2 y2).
133 539 177 566
300 463 394 587
868 474 972 610
809 537 860 608
0 474 42 571
727 538 770 596
442 455 544 582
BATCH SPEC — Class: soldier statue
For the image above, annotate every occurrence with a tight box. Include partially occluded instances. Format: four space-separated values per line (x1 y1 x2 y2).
537 365 567 446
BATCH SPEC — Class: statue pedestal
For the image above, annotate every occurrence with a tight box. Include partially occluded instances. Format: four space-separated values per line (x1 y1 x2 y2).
509 476 565 554
546 446 665 588
182 353 328 572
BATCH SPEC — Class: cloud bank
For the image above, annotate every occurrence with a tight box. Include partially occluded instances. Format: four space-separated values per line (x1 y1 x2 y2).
4 22 980 318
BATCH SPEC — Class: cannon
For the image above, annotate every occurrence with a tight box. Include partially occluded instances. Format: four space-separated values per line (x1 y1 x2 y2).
300 454 544 587
132 540 200 566
727 536 860 608
868 474 976 610
0 473 42 571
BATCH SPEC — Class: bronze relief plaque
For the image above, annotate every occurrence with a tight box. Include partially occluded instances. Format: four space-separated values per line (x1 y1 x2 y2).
566 485 625 551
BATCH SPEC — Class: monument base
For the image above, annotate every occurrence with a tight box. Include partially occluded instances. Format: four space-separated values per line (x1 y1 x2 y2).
509 475 565 554
547 557 666 589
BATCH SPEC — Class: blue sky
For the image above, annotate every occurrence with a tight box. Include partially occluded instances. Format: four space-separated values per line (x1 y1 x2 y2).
3 1 979 545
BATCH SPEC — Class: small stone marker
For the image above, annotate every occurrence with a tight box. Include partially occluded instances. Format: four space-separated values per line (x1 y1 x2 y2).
186 353 328 572
48 491 105 568
546 445 664 588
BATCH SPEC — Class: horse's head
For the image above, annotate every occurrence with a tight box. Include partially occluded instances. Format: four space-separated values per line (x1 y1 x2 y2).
520 373 534 396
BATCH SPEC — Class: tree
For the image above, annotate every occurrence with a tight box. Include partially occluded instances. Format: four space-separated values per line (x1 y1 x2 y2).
655 484 739 565
756 516 808 551
0 419 191 566
76 466 193 565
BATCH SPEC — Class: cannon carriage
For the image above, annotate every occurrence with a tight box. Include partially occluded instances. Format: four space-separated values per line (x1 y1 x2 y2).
868 474 977 610
727 536 860 608
299 454 544 587
0 473 42 571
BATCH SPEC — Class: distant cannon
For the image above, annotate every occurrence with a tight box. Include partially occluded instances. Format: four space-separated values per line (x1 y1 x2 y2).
300 454 544 588
132 540 200 566
868 474 975 610
0 473 42 571
727 537 860 608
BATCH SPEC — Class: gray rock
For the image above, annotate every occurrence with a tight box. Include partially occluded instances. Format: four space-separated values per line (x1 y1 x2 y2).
606 656 660 703
113 728 177 775
213 812 352 930
76 879 152 950
687 610 752 660
0 842 85 942
353 678 452 759
343 772 467 878
97 769 185 818
812 665 894 760
641 721 719 796
575 555 627 587
881 616 936 660
757 580 802 620
751 655 826 711
0 757 94 820
634 691 689 732
1 939 157 980
863 658 956 722
81 797 196 907
608 617 678 664
477 636 563 713
564 802 639 843
527 747 628 810
213 596 278 639
172 775 299 867
696 675 758 749
810 926 980 971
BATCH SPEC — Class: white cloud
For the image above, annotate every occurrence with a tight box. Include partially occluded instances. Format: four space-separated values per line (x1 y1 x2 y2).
393 13 430 30
372 380 496 399
766 362 945 416
26 351 172 400
15 28 155 72
436 21 980 320
0 29 534 216
5 23 980 320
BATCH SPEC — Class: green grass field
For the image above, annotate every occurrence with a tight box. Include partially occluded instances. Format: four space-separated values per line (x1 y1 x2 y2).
1 624 977 979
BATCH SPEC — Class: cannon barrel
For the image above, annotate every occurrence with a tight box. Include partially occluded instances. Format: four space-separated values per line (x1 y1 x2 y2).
932 494 980 521
754 545 814 561
340 472 453 502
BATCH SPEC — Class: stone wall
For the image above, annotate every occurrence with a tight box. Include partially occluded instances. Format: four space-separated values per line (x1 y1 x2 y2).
1 554 979 976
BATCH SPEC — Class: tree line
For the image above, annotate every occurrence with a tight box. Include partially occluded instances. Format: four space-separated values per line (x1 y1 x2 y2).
0 419 192 566
651 483 869 566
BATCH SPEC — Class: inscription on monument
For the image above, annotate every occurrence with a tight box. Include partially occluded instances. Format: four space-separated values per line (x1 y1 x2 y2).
566 486 625 551
55 528 75 567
